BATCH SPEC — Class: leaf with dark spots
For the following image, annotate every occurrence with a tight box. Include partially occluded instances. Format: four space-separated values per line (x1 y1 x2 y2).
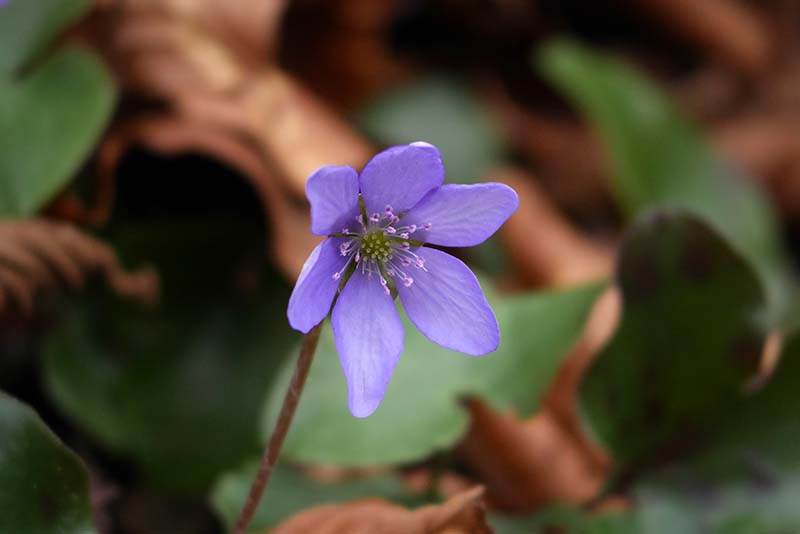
0 390 95 533
629 333 800 531
580 211 768 472
538 40 791 320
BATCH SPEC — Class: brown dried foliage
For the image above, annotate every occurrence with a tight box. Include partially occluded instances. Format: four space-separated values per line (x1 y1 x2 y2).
73 0 375 280
492 168 612 289
457 288 620 513
269 486 491 534
0 219 158 313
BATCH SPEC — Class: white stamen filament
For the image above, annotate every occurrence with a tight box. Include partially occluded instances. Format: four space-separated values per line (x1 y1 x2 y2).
331 206 433 287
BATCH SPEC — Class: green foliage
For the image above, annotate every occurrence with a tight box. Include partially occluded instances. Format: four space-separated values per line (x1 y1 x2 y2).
537 39 790 316
492 333 800 533
0 0 91 76
0 47 114 217
43 219 299 494
0 391 95 534
262 282 603 465
580 212 767 468
356 76 505 185
211 463 412 532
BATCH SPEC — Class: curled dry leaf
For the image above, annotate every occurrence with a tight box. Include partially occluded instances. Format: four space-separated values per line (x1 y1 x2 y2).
97 114 321 278
279 0 414 110
457 288 620 513
542 287 621 443
631 0 774 78
458 398 608 513
0 218 158 314
485 83 610 217
715 115 800 218
80 0 373 278
269 486 491 534
492 167 613 289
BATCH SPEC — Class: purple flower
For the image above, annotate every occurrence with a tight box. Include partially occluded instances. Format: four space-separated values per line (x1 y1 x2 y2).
287 142 518 417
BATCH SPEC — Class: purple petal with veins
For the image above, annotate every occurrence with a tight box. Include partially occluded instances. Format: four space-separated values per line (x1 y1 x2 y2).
287 238 346 333
332 271 404 418
286 142 517 417
397 247 499 355
358 142 443 215
402 183 519 247
306 165 360 236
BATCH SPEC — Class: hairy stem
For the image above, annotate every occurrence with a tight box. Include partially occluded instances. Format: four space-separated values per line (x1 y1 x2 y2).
233 322 323 534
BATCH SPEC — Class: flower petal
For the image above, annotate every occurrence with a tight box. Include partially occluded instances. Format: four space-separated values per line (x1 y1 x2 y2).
359 142 444 215
307 165 360 235
403 183 519 247
332 272 404 417
397 247 498 355
287 238 347 333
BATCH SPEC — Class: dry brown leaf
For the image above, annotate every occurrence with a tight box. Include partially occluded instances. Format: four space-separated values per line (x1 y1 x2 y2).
542 287 621 444
279 0 414 110
485 82 612 218
96 114 321 278
457 288 620 513
458 398 607 513
269 486 491 534
79 0 374 278
0 219 158 314
715 115 800 217
492 168 612 289
631 0 774 78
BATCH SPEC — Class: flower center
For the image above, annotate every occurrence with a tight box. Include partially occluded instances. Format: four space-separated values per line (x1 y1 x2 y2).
360 230 392 262
330 203 433 293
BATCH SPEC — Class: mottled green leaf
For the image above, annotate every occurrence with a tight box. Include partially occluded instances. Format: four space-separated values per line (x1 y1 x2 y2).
538 39 789 316
580 212 767 468
631 332 800 533
0 391 95 533
263 282 603 465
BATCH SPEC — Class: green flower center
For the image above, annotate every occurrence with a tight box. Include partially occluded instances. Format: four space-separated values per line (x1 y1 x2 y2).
360 231 392 262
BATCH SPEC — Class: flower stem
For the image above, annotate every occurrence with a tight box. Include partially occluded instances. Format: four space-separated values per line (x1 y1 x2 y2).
233 322 323 534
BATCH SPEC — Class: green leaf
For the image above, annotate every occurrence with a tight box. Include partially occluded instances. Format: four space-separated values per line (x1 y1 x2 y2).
0 391 95 533
580 212 767 469
631 332 800 533
0 47 115 217
0 0 91 77
211 462 411 532
43 218 298 494
356 76 505 185
537 39 789 316
491 507 638 534
262 282 603 465
494 332 800 533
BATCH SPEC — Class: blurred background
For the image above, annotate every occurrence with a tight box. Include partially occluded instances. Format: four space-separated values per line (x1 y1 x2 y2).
1 0 800 532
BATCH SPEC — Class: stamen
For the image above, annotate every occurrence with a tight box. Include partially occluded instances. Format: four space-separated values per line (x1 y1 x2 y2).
370 212 381 223
380 276 390 295
423 222 432 231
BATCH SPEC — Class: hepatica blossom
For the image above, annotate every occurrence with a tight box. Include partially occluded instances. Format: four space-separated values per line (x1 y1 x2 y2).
288 142 518 417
